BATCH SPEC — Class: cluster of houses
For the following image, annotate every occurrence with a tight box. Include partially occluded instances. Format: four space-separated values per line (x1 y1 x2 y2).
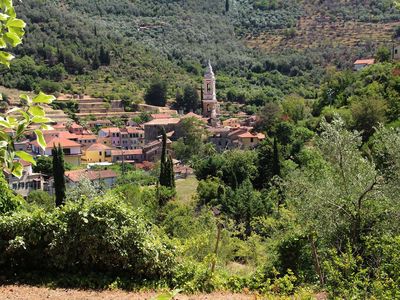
6 61 266 197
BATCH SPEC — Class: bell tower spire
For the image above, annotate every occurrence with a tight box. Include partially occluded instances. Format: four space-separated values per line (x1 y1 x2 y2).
202 60 220 119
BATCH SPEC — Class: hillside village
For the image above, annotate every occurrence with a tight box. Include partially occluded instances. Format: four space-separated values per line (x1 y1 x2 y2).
5 61 266 197
3 1 400 298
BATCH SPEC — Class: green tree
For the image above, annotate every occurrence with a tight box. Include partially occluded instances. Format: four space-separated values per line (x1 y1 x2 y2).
255 102 282 134
26 190 54 211
254 139 274 189
0 173 23 214
33 156 53 176
350 96 387 141
375 45 391 62
181 85 200 113
159 129 175 189
225 0 230 12
52 144 66 207
173 117 206 161
145 79 168 107
287 117 400 255
272 137 281 177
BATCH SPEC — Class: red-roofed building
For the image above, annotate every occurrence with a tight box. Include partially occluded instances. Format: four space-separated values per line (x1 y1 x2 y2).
77 134 97 146
144 118 181 142
31 137 82 166
82 143 114 163
111 149 144 163
98 127 121 147
65 169 117 188
238 132 266 148
121 127 145 149
68 122 84 135
354 58 375 71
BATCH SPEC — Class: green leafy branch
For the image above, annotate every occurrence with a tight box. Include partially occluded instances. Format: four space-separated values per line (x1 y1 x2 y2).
0 1 55 178
0 0 26 67
0 92 55 177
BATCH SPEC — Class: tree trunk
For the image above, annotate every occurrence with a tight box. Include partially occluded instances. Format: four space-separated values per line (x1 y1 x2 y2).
310 234 324 286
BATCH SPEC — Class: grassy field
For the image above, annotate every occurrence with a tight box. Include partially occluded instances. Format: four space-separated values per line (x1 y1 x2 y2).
175 176 198 204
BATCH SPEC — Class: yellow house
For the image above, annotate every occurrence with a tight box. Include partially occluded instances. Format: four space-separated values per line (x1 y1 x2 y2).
82 143 114 163
238 132 266 149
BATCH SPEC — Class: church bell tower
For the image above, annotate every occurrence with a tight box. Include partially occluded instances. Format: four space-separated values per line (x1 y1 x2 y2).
202 60 220 118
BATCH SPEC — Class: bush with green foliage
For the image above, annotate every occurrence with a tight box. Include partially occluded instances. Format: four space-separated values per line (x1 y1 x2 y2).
0 173 23 215
0 196 176 279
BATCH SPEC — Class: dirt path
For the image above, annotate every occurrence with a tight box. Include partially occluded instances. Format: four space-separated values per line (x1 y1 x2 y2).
0 285 257 300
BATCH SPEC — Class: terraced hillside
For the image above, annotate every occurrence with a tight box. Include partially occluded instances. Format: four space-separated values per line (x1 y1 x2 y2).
246 0 400 52
0 0 399 107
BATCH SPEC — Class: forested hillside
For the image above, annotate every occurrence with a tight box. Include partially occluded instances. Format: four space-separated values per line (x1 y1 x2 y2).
0 0 398 104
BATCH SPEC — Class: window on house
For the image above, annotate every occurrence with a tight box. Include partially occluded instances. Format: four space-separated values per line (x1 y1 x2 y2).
396 49 398 54
251 138 254 143
12 183 17 190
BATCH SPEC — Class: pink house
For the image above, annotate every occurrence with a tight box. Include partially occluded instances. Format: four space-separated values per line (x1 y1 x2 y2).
98 127 121 147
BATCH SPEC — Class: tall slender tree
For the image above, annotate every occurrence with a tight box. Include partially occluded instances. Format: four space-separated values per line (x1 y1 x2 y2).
52 144 66 207
225 0 230 13
273 137 281 177
159 129 175 188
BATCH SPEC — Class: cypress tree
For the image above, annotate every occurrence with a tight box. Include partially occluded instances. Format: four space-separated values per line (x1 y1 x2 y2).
52 144 66 207
167 155 175 188
225 0 230 13
272 137 281 177
159 128 168 187
159 129 175 188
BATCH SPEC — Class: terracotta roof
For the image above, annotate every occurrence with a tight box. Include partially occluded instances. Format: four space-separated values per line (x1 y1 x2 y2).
111 149 143 156
135 161 155 170
125 127 144 134
100 127 121 133
144 118 181 126
70 123 83 129
65 169 117 183
58 131 80 139
42 130 61 136
32 137 81 149
354 59 375 65
85 143 113 151
78 135 97 140
238 132 266 139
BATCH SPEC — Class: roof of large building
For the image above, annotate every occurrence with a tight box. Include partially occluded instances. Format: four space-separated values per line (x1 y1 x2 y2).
238 132 266 139
69 123 83 129
354 58 375 65
65 169 117 183
31 137 81 149
144 118 181 126
100 127 121 133
84 143 114 151
110 149 143 156
125 127 144 134
77 135 97 140
58 131 81 140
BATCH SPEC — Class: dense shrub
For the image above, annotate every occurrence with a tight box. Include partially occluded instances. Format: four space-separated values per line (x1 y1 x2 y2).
0 173 23 215
0 196 176 280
